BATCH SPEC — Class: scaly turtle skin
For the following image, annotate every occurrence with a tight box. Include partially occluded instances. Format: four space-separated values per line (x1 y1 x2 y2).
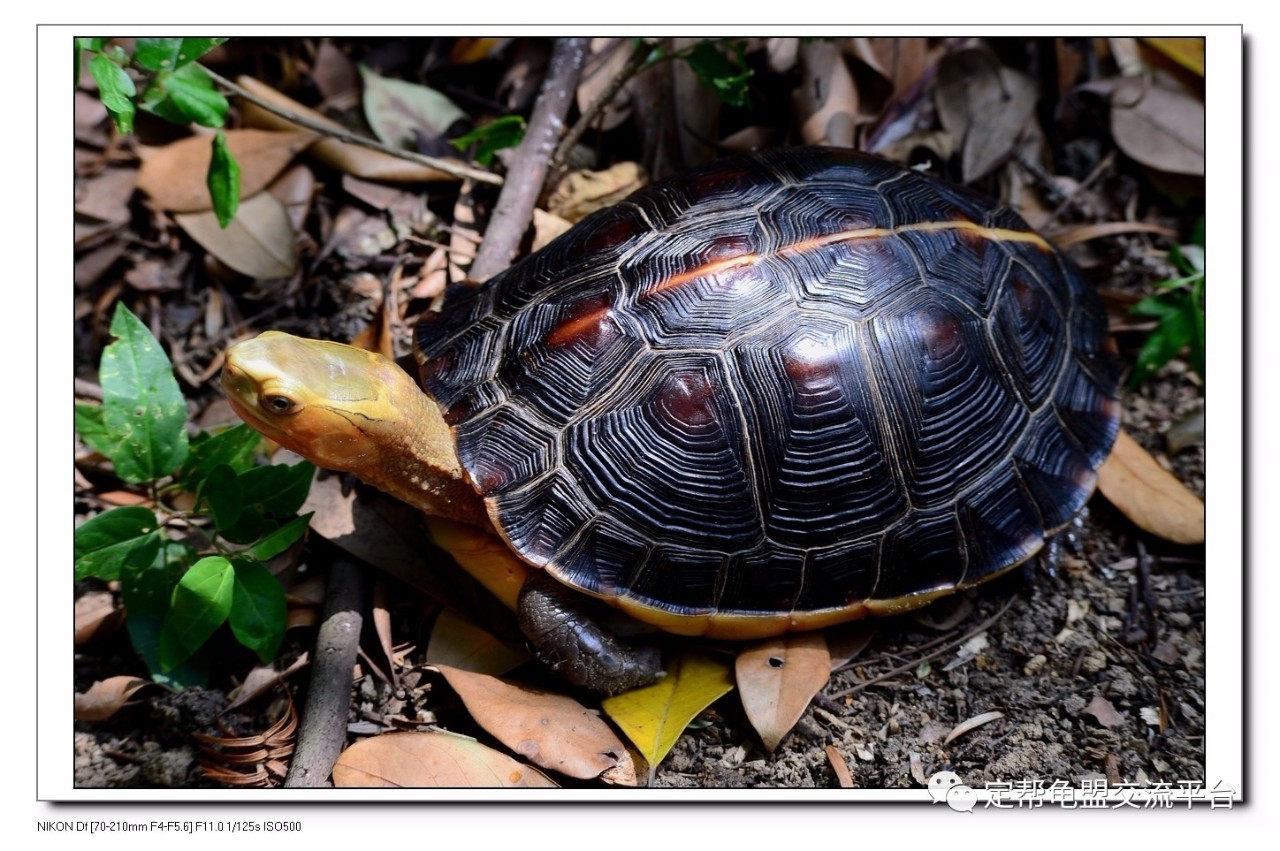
223 147 1120 693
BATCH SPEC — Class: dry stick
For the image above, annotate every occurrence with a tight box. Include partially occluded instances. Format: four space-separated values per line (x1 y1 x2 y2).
828 595 1018 699
468 37 591 283
549 40 654 177
201 66 502 186
283 555 369 788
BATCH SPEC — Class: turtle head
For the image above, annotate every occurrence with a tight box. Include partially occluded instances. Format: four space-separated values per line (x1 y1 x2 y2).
221 331 423 476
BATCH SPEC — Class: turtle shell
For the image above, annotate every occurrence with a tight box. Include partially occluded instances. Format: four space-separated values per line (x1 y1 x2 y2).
416 147 1120 638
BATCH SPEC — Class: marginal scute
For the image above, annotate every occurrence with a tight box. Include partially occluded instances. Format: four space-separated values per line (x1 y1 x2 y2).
415 147 1121 628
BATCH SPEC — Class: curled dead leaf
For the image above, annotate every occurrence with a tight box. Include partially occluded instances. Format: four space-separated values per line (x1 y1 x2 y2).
74 676 156 721
547 162 647 224
1110 73 1204 176
942 710 1004 745
434 664 632 783
1096 430 1205 545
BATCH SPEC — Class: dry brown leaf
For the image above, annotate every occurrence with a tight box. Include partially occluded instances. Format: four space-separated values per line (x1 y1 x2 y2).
796 41 860 148
74 591 122 644
547 162 647 224
75 168 135 225
943 710 1004 744
825 621 878 671
531 209 574 252
434 665 632 782
312 38 360 102
576 38 635 133
1047 220 1178 249
848 37 927 100
332 730 557 787
737 632 831 752
1083 695 1125 729
236 75 458 183
1096 430 1205 545
269 164 317 233
74 676 155 721
1110 74 1204 176
174 192 296 279
226 655 309 711
936 49 1038 183
449 179 480 282
359 65 468 151
426 609 530 677
136 130 316 213
826 745 856 788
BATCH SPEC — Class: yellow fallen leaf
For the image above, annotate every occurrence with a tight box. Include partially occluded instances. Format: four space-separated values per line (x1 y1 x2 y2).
434 665 633 783
1096 429 1205 545
1141 37 1205 77
736 633 831 752
601 649 734 771
332 731 557 787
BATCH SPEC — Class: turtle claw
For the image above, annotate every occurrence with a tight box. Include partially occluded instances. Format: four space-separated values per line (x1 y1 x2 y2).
517 572 665 695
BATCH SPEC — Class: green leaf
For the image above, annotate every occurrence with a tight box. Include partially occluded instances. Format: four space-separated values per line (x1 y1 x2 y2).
179 424 261 485
229 559 287 663
220 461 315 544
77 37 108 52
74 506 161 581
158 556 235 671
75 402 119 457
134 38 227 72
208 131 241 228
199 463 243 529
121 541 208 687
133 38 184 72
449 115 526 166
88 53 136 134
248 512 313 561
99 304 189 482
140 63 228 128
682 41 753 107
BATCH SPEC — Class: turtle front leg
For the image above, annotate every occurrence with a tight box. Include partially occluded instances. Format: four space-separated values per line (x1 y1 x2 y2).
517 572 665 695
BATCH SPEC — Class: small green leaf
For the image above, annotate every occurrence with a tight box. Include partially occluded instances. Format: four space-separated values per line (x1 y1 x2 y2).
75 402 119 457
229 559 287 663
77 37 108 52
249 512 313 561
74 506 161 581
135 38 227 72
240 461 316 518
221 461 315 544
208 131 241 228
88 53 136 134
180 424 261 485
133 38 184 72
199 463 243 530
99 304 189 482
121 541 207 687
140 63 228 128
449 115 526 166
682 41 753 107
158 556 235 671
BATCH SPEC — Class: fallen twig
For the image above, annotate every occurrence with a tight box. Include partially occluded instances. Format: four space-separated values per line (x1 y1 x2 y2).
469 37 591 283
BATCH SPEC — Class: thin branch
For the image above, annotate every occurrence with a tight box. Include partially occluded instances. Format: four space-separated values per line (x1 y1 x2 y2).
202 66 502 186
550 39 654 176
468 37 591 283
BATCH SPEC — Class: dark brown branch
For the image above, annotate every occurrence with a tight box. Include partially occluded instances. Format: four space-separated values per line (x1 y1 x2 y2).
283 555 369 788
468 37 591 283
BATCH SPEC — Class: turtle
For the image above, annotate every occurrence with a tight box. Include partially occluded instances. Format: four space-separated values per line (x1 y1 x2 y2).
221 146 1121 694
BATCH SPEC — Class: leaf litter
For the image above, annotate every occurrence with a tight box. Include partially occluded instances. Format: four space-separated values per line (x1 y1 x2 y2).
74 33 1203 788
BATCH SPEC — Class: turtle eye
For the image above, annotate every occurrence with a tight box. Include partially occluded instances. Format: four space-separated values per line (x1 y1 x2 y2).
262 394 298 415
